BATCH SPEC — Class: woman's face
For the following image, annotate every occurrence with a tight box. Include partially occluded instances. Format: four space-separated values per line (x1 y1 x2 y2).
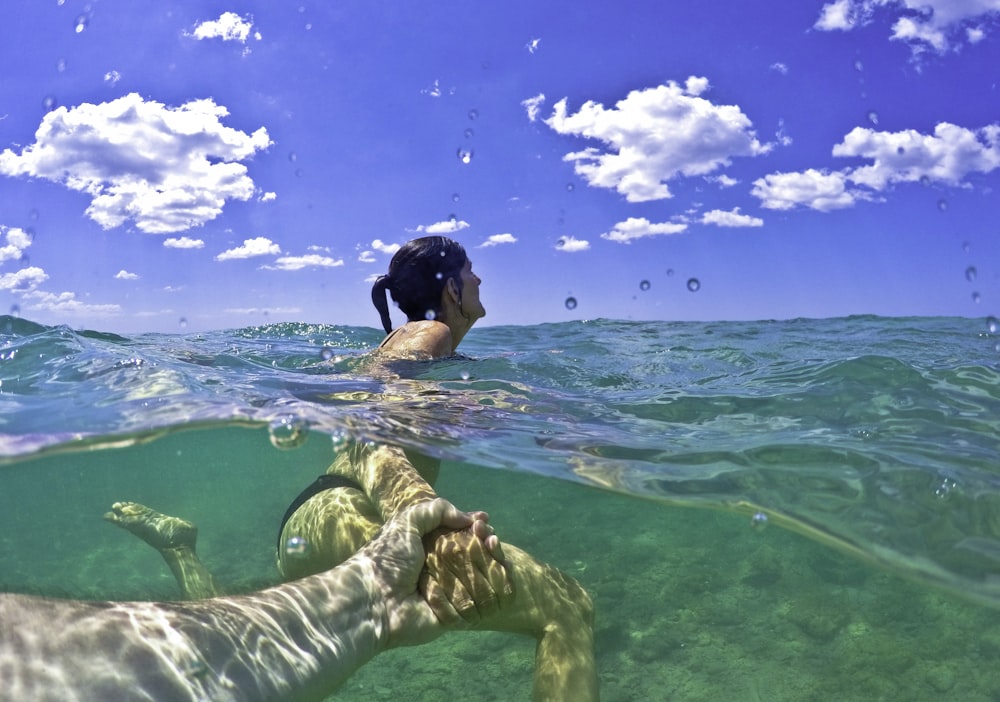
459 259 486 321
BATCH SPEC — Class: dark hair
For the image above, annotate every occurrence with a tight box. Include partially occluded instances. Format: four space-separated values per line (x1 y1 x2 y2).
371 236 468 333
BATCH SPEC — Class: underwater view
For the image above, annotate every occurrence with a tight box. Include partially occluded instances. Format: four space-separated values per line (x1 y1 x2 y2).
2 314 1000 700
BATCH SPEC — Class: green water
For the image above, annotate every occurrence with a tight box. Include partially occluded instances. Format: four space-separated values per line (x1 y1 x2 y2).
2 425 998 701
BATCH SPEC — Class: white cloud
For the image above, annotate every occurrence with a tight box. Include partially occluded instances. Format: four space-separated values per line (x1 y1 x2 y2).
192 12 254 43
478 233 517 247
372 239 400 255
0 266 47 292
814 0 857 31
415 219 470 234
526 37 542 54
261 254 344 271
600 217 688 243
21 290 120 316
259 191 277 202
752 122 1000 210
770 62 790 75
555 236 590 252
358 250 376 263
752 169 862 211
542 80 771 202
164 236 205 249
814 0 1000 53
115 270 139 281
216 236 281 261
522 94 546 122
0 226 32 263
709 174 739 187
0 93 272 234
701 208 764 227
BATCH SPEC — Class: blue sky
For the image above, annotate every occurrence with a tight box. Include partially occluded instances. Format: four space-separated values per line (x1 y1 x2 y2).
0 0 998 333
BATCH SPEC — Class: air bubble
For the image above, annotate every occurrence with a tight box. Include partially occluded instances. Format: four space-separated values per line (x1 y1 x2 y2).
565 296 578 310
987 316 998 334
435 272 444 280
268 415 309 450
566 183 575 192
56 58 67 73
320 347 335 361
468 109 479 121
751 512 769 530
288 152 298 162
460 371 470 380
639 280 651 291
866 110 878 125
920 175 931 187
666 268 674 277
966 266 977 282
425 309 437 320
10 304 21 317
179 317 188 328
687 278 701 292
854 60 864 72
284 536 311 558
972 292 981 304
937 198 948 212
74 13 90 33
457 147 474 165
464 128 474 139
42 95 58 112
452 193 460 202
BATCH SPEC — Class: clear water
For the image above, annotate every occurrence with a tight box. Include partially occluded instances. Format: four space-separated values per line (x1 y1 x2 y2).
2 314 1000 700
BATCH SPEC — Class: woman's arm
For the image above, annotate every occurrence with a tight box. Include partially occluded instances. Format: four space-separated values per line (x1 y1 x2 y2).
0 499 481 702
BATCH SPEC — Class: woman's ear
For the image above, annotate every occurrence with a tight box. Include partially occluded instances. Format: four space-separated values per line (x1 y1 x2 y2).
446 276 460 301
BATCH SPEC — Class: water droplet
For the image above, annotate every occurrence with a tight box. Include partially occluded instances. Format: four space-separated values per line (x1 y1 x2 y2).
42 95 58 112
448 213 457 223
751 512 769 530
468 109 479 121
56 58 67 73
288 152 298 162
566 183 575 192
966 266 978 282
464 128 474 139
687 278 701 292
74 13 90 33
452 193 460 202
268 415 309 450
457 147 474 164
867 110 878 125
666 268 674 277
920 175 931 187
962 241 971 254
179 317 188 328
320 347 334 361
987 316 998 334
854 59 864 72
435 272 444 280
639 280 651 292
897 146 905 155
972 292 981 304
425 309 437 320
284 536 311 558
937 198 948 212
460 371 470 381
564 296 578 310
9 304 21 317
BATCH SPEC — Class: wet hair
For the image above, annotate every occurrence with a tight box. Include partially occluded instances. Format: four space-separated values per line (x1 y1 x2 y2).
371 236 468 333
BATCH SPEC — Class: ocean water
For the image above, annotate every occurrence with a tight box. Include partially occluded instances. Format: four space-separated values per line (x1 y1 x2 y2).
2 313 1000 700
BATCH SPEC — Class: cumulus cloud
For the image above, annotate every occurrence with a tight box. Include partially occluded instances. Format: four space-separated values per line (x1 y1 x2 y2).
814 0 1000 53
555 235 590 252
0 266 47 292
261 254 345 271
600 217 688 243
114 270 139 280
414 219 470 234
701 208 764 227
753 122 1000 210
372 239 400 255
192 12 256 43
0 226 32 263
164 236 205 249
21 290 120 316
0 93 272 234
216 236 281 261
478 233 517 247
541 79 770 202
358 250 376 263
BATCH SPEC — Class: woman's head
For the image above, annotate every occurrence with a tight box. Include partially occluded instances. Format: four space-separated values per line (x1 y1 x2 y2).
371 236 469 333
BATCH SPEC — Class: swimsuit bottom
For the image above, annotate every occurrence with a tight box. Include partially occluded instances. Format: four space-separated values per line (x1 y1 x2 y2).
277 474 363 551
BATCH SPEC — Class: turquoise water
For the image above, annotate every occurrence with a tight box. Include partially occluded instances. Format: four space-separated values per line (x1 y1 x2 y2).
2 314 1000 700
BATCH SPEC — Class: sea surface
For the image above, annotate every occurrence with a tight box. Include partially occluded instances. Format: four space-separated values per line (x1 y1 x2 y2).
2 314 999 701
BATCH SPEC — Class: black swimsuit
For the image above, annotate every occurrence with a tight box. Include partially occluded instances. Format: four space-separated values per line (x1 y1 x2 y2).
276 474 363 551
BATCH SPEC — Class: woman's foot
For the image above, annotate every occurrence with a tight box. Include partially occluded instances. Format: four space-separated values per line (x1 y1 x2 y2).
104 501 198 552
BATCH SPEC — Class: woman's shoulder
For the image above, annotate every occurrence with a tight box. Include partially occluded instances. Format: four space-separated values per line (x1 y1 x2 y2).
376 320 453 359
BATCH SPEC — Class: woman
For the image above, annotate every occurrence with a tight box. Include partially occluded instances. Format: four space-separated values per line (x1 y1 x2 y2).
111 236 598 701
